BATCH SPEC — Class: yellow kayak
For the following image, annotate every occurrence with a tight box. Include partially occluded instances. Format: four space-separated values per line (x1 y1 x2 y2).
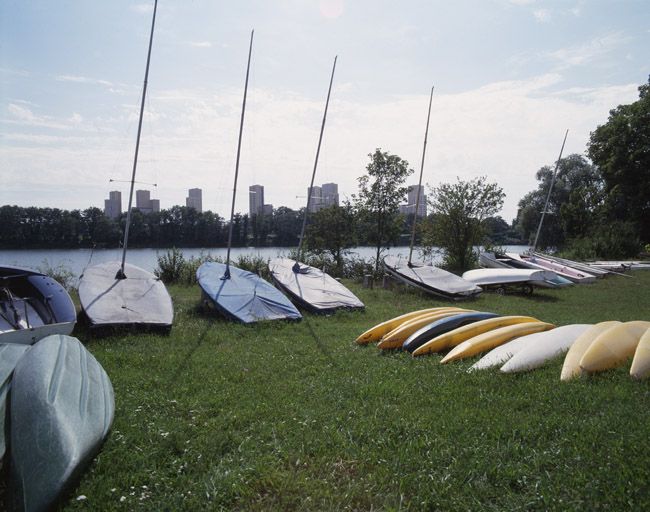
560 321 621 381
441 321 555 363
354 307 465 345
630 328 650 379
412 315 541 357
377 309 471 350
579 321 650 373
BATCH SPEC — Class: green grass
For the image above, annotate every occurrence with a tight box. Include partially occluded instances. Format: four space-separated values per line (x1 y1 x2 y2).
24 274 650 510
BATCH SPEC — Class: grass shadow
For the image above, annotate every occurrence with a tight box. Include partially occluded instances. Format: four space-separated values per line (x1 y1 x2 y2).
169 324 214 385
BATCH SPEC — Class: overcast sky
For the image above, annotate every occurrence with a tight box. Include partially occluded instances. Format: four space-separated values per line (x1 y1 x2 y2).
1 0 648 221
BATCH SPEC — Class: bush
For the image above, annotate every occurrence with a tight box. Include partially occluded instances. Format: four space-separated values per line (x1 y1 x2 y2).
560 221 641 260
154 248 186 283
38 260 75 292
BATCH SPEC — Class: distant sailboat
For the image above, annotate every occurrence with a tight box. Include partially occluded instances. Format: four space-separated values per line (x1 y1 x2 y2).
197 31 302 323
382 87 481 300
78 0 173 330
269 56 364 313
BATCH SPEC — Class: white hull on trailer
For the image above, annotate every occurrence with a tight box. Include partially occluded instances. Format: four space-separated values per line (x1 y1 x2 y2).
462 268 559 290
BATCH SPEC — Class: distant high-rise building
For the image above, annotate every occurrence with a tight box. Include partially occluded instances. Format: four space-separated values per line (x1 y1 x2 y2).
307 186 322 213
321 182 339 207
399 185 426 217
262 204 274 216
104 190 122 219
186 188 203 212
135 189 159 214
249 185 264 216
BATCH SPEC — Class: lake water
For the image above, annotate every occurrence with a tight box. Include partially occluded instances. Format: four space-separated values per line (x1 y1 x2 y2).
0 245 530 279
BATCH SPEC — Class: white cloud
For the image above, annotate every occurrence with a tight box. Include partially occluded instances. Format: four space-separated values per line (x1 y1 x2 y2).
0 78 641 220
548 32 629 69
130 3 153 14
533 9 551 23
188 41 213 48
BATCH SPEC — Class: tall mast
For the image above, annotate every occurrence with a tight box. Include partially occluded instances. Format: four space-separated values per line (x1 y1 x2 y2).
295 55 338 269
224 29 254 280
407 85 434 266
118 0 158 280
532 129 569 251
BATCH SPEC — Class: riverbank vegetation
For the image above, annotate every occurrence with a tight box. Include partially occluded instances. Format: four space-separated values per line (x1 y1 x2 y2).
20 271 650 511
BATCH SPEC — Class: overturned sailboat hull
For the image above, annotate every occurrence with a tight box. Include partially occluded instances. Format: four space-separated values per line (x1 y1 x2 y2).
0 266 76 345
197 261 302 323
383 256 481 300
269 258 364 313
78 261 173 330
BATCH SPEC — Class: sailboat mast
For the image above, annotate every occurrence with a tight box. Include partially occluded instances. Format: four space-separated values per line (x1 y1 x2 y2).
224 29 254 279
407 85 434 266
532 129 569 251
295 55 338 266
118 0 158 280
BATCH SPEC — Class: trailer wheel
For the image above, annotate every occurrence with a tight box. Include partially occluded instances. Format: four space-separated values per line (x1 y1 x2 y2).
522 284 534 296
496 286 506 295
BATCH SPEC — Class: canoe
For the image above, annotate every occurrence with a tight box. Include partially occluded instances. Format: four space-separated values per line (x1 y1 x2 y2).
355 307 463 345
0 343 31 460
579 321 650 373
630 328 650 379
197 261 301 323
499 324 591 373
268 258 364 313
478 253 573 288
403 311 500 354
0 265 76 345
9 334 114 512
412 315 541 357
470 332 539 371
78 261 173 330
383 256 481 300
377 308 470 350
560 321 622 381
441 321 555 363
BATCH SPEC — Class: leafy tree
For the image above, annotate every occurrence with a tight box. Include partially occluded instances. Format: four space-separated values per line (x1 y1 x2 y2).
354 149 413 271
588 76 650 243
272 207 303 247
304 202 357 272
514 154 603 249
423 177 504 271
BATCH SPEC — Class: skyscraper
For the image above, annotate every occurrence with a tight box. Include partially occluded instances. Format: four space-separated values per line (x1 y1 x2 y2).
249 184 264 216
307 185 322 213
186 188 203 212
399 185 427 217
321 182 339 207
135 189 159 214
104 190 122 219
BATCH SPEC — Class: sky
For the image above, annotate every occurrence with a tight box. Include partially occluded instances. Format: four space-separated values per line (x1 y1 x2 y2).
1 0 648 222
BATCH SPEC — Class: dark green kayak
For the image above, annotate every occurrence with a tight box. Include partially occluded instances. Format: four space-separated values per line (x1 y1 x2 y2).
9 335 114 512
0 344 31 461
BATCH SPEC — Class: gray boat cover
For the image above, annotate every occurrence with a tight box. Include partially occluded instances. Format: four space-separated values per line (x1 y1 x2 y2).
383 256 481 299
197 261 302 323
9 334 114 512
78 261 173 328
0 266 76 344
0 343 30 460
269 258 364 312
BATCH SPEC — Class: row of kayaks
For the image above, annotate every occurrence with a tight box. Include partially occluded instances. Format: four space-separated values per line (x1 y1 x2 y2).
356 308 650 379
1 334 114 512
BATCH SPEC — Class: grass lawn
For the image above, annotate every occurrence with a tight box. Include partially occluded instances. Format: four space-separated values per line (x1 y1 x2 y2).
20 272 650 510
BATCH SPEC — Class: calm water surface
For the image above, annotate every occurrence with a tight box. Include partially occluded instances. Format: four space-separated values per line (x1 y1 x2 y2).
0 245 529 279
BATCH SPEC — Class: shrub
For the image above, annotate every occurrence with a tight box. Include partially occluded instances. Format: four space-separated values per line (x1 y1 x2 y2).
154 248 186 283
38 260 76 292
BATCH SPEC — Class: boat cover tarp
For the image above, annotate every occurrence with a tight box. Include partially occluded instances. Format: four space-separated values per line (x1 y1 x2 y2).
0 343 31 459
78 261 173 328
197 261 302 323
9 334 114 512
269 258 364 312
0 265 76 344
383 256 481 299
462 268 557 286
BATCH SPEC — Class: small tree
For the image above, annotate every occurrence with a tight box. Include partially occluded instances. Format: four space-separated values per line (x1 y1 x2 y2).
304 202 356 272
423 177 505 271
354 149 413 271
